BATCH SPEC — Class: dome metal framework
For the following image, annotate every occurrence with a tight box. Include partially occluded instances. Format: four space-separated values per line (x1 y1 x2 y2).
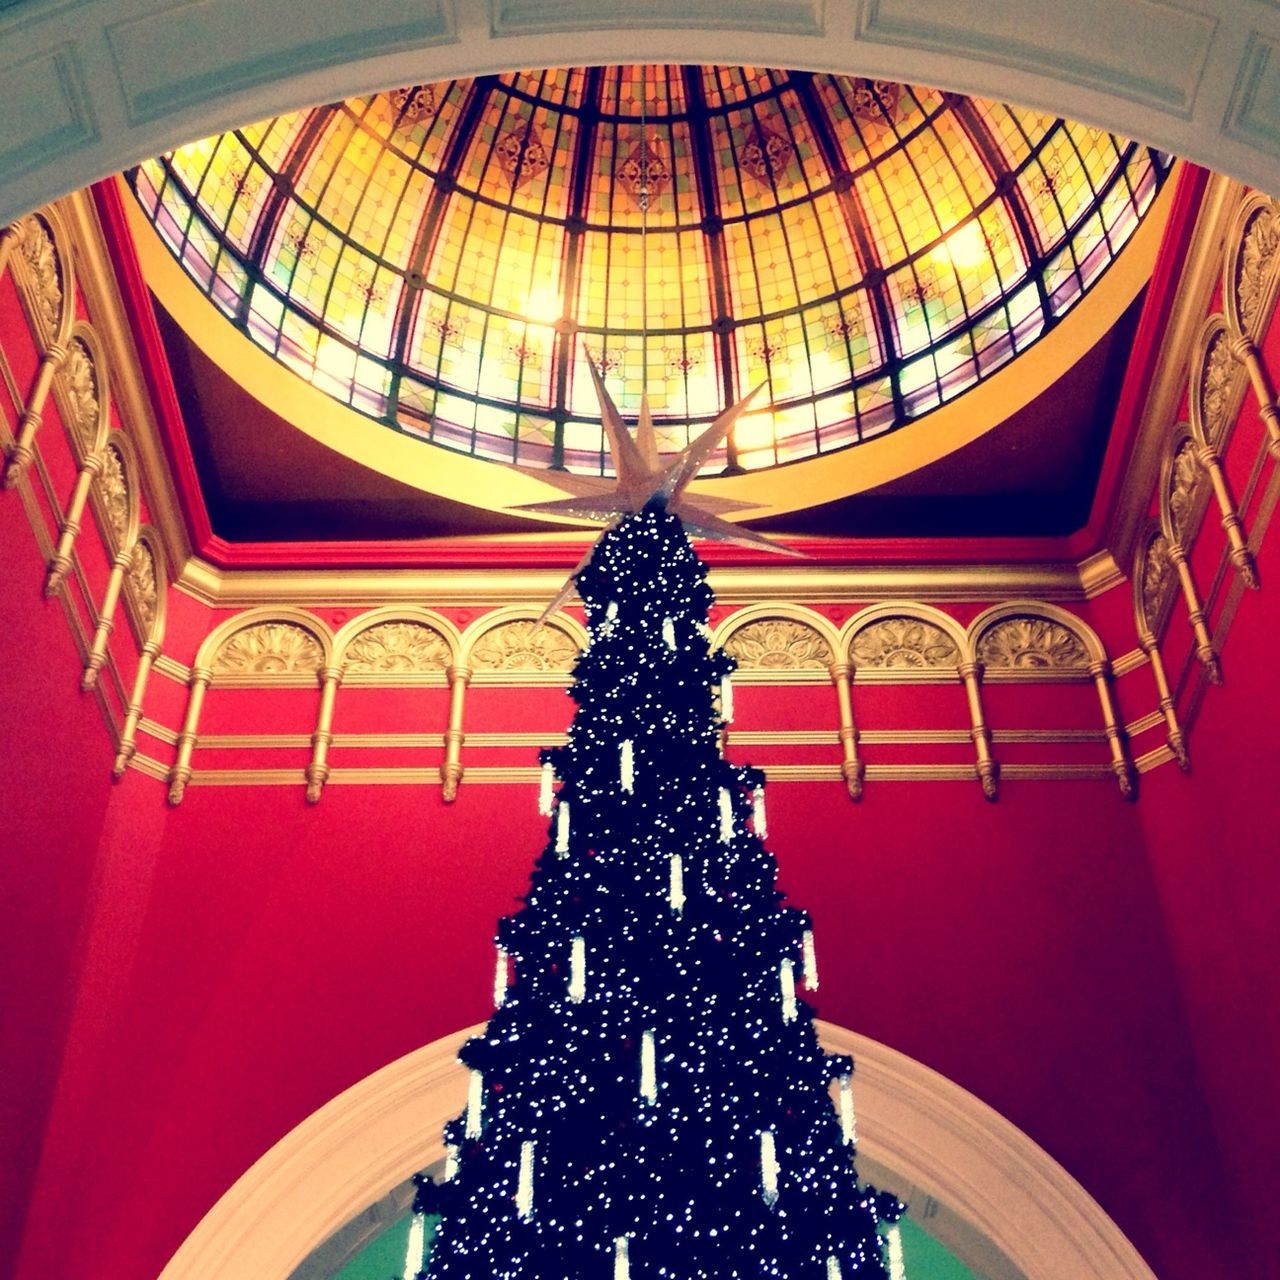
127 66 1171 477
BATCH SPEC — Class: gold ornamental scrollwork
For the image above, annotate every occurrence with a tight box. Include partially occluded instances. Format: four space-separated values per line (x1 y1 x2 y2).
1167 439 1200 544
1196 329 1236 447
19 214 64 336
62 337 100 450
471 620 577 673
100 443 130 545
1232 200 1280 339
128 541 159 633
723 619 832 670
1140 533 1175 636
213 622 325 676
976 617 1090 671
344 621 451 674
849 617 960 670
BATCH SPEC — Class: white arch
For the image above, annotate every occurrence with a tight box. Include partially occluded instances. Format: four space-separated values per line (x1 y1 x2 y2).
158 1021 1155 1280
1 2 1278 227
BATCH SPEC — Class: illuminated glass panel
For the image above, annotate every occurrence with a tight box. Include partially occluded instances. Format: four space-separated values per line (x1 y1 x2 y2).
127 66 1171 475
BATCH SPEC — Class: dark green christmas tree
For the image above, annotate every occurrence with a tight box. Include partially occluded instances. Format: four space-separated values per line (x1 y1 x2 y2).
407 502 901 1280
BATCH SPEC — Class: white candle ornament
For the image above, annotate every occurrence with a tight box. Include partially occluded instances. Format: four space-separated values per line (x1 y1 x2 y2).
663 617 676 650
826 1258 843 1280
569 935 586 1002
640 1028 657 1102
886 1223 906 1280
620 738 635 792
760 1129 779 1205
780 958 798 1022
403 1210 427 1280
720 673 734 722
494 945 508 1007
802 928 819 990
719 787 734 843
752 787 767 838
555 800 570 853
517 1139 536 1220
538 760 554 816
614 1235 631 1280
444 1142 460 1181
669 853 686 914
465 1068 484 1137
839 1073 857 1145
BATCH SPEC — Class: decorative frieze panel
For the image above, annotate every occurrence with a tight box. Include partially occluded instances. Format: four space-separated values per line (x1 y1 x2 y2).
62 337 101 450
1194 327 1237 447
470 620 577 673
976 617 1090 671
344 621 451 674
1139 533 1174 637
100 443 130 546
128 540 158 634
1167 439 1201 544
213 622 324 677
1229 197 1280 340
849 617 959 670
724 619 832 670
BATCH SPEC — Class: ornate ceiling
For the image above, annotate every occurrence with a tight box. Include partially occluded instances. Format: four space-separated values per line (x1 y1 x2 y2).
127 66 1170 484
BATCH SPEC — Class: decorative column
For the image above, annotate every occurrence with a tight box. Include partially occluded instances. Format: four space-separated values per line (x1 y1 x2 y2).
113 639 160 778
958 661 998 800
81 548 131 690
1137 629 1189 771
0 222 21 282
1166 544 1222 683
1088 660 1136 799
45 450 103 595
1196 442 1259 587
441 663 471 802
169 666 212 805
5 337 69 488
1229 333 1280 461
828 662 863 800
306 664 344 803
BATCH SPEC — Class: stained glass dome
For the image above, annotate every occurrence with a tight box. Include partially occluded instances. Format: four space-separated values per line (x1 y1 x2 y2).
128 66 1171 476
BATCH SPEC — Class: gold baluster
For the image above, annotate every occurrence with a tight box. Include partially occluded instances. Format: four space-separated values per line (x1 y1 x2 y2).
45 450 103 596
1167 544 1222 683
828 662 863 800
5 338 68 488
169 667 212 805
1089 659 1136 799
1138 629 1189 771
306 665 343 803
441 663 471 802
114 640 160 778
1229 334 1280 462
958 661 998 800
1196 443 1259 588
81 548 130 691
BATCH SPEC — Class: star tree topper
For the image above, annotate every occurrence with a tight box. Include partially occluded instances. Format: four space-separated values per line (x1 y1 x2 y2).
513 356 802 613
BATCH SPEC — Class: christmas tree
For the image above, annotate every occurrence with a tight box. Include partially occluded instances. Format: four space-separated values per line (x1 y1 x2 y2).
407 501 902 1280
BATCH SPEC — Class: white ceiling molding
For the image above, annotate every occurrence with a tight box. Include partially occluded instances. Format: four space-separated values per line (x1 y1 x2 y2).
157 1020 1156 1280
0 0 1278 226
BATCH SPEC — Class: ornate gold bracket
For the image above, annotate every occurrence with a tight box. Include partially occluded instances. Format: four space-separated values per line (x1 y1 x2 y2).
828 662 864 801
81 548 131 690
5 338 68 489
306 665 344 803
169 667 211 805
1195 439 1259 588
958 661 998 801
441 664 471 803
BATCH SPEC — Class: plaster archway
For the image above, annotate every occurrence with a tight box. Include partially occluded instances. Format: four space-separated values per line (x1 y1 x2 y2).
158 1021 1156 1280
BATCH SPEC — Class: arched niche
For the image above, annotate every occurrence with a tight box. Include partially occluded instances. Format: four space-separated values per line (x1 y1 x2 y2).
54 322 111 462
969 603 1102 681
1187 315 1245 451
93 431 141 559
843 603 967 682
10 207 75 353
198 607 333 684
714 604 838 683
157 1021 1155 1280
1223 192 1280 345
460 608 586 685
334 607 461 684
122 524 168 648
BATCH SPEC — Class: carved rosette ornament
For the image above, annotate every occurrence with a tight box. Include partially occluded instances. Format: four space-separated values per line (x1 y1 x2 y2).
1168 440 1200 543
1141 534 1174 635
63 338 100 449
213 622 324 676
128 542 158 633
100 444 130 546
976 617 1090 671
1234 204 1279 338
471 620 578 673
849 617 960 670
344 621 451 674
722 620 832 671
19 215 63 335
1197 332 1235 446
